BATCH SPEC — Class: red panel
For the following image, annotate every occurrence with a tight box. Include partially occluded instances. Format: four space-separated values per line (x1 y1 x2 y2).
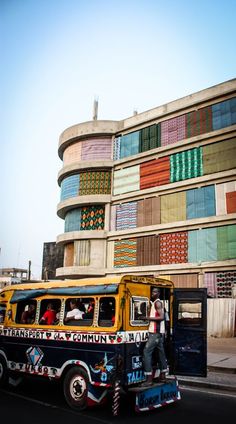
140 157 170 190
226 191 236 213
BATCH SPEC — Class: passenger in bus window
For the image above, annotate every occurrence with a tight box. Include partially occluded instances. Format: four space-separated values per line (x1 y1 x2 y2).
39 303 57 325
64 299 84 322
20 304 36 324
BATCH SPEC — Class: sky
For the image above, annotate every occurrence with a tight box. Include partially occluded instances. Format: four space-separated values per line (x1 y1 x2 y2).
1 0 236 279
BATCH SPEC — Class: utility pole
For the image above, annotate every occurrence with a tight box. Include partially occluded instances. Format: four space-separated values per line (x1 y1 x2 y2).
28 260 31 281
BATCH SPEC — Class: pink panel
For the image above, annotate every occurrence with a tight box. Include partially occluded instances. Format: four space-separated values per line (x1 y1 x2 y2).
161 115 186 146
81 138 112 160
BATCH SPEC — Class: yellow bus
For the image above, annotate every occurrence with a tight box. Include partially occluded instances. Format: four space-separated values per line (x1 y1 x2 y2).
0 274 207 414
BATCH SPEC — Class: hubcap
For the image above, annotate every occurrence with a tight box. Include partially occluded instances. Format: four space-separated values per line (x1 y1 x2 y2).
70 375 86 401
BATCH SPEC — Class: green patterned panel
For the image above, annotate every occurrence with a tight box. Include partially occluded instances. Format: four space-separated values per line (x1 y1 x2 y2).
80 206 105 230
170 147 203 182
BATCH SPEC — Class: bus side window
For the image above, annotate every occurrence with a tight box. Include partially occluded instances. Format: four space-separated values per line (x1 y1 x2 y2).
0 304 6 323
98 297 115 327
39 299 61 325
130 297 149 326
16 300 37 324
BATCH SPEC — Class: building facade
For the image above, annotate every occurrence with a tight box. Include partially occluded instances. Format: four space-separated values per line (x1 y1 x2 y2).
56 79 236 298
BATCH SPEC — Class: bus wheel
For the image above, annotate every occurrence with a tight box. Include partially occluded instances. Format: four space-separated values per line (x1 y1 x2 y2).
0 356 8 388
63 366 88 410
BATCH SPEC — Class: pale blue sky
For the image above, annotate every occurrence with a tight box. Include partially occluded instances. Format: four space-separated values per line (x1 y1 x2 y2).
1 0 236 279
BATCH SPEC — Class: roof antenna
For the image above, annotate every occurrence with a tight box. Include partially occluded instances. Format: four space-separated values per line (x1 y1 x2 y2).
93 97 98 120
133 108 138 116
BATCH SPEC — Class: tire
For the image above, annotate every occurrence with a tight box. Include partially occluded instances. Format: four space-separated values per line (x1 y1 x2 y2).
0 355 8 388
63 366 89 411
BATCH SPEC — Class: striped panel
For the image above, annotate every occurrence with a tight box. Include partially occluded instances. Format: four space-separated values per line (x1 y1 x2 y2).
114 239 137 268
63 142 82 166
217 225 236 260
81 138 112 160
80 205 105 230
140 157 170 190
186 106 212 138
204 273 217 298
160 115 186 146
203 138 236 174
170 147 203 183
170 274 198 288
113 165 140 195
65 208 81 232
137 235 159 266
226 191 236 213
137 197 161 227
160 232 188 264
79 171 111 195
215 181 236 215
188 228 217 263
216 271 236 298
74 240 90 266
212 97 236 130
60 174 80 201
120 131 140 158
161 191 186 223
116 202 137 230
186 185 216 219
64 243 74 267
113 137 121 160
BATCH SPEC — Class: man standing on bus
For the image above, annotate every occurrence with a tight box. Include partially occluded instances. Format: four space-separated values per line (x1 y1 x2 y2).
141 287 167 386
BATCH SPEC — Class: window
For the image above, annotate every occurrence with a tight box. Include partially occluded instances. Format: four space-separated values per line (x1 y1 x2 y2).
39 299 61 325
130 296 149 326
98 297 115 327
64 297 94 326
0 304 6 323
177 301 202 326
15 300 37 324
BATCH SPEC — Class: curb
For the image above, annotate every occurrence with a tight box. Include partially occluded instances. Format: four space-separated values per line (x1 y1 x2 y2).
178 378 236 394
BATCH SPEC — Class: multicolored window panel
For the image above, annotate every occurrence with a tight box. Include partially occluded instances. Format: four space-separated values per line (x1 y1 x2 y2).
140 124 159 152
65 208 81 232
80 206 105 230
79 171 111 195
170 147 203 183
212 97 236 130
186 185 216 219
60 175 80 201
116 202 137 230
159 231 188 264
140 157 170 190
217 225 236 260
186 106 212 138
114 239 137 268
188 227 217 263
216 271 236 298
120 131 140 158
160 115 186 146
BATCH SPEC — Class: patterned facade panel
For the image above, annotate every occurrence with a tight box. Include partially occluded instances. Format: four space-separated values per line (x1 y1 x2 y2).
80 205 105 230
60 174 80 201
113 137 121 160
140 124 159 152
114 239 137 267
203 138 236 175
81 137 112 161
226 191 236 213
188 228 217 263
63 142 82 166
216 271 236 298
74 240 90 266
204 273 217 298
137 197 161 227
113 165 140 195
186 106 212 138
216 181 236 215
116 202 137 230
120 131 140 159
64 243 74 267
159 231 188 264
161 191 186 223
186 185 216 219
110 205 116 231
170 274 198 288
65 208 81 232
170 147 203 183
160 115 186 146
212 97 236 130
217 225 236 260
79 171 111 195
140 157 170 190
136 235 159 266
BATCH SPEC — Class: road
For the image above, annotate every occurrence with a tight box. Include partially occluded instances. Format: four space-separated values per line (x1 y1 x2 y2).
0 378 235 423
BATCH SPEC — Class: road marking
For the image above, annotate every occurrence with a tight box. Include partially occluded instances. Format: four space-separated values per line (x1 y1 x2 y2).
1 389 114 424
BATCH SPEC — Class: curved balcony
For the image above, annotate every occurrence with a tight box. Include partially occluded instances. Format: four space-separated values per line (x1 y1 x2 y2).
58 120 120 159
58 160 113 185
57 230 107 245
57 195 111 219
